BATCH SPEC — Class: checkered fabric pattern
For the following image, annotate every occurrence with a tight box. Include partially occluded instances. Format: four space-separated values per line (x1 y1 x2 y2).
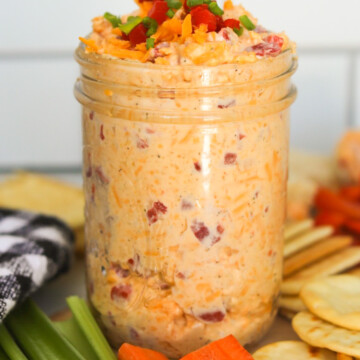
0 208 74 322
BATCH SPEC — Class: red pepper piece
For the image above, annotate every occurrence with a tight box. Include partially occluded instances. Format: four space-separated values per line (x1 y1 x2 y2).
191 5 217 32
223 18 240 29
215 15 224 31
129 23 147 46
148 0 169 25
315 211 346 232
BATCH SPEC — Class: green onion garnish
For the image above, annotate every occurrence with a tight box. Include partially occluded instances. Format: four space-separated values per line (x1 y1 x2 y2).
239 15 256 31
166 9 175 18
118 16 143 35
0 323 27 360
233 27 244 36
204 0 211 3
103 12 122 28
5 299 85 360
146 38 155 49
187 0 204 7
66 296 116 360
208 2 224 15
142 16 158 37
166 0 182 9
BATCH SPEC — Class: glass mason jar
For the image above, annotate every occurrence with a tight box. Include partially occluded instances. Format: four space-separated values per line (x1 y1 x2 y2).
75 45 297 359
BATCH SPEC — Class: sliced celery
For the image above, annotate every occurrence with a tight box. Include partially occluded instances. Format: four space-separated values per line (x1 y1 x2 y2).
0 346 10 360
5 299 85 360
0 323 27 360
55 317 99 360
66 296 116 360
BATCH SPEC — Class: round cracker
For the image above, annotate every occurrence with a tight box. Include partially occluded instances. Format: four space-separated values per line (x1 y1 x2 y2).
300 275 360 331
292 311 360 358
253 341 336 360
279 296 306 313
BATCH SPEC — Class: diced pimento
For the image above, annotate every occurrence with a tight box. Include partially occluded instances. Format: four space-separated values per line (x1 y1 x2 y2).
224 153 237 165
181 199 193 210
194 161 202 171
217 224 225 234
251 35 284 57
148 0 169 25
147 207 158 224
111 262 130 278
154 201 167 214
197 310 225 323
239 133 246 140
95 166 110 184
111 284 132 300
191 5 217 32
89 111 94 120
176 272 186 279
118 343 169 360
180 335 254 360
137 137 149 149
129 23 148 46
100 124 105 140
191 220 210 241
147 201 167 224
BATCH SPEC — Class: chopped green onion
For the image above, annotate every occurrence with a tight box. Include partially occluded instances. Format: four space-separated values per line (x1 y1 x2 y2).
118 16 143 35
208 2 224 15
103 12 122 28
0 323 27 360
239 15 256 31
146 38 155 49
67 296 116 360
166 0 182 9
55 317 99 360
187 0 204 7
233 27 244 36
203 0 211 3
142 16 158 37
166 9 175 18
5 299 85 360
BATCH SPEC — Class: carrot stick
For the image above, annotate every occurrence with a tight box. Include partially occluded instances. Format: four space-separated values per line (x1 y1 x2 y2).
180 335 254 360
118 343 169 360
314 188 360 220
315 211 346 231
340 185 360 202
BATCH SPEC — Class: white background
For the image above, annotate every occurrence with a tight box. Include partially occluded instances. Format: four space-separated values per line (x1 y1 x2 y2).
1 0 360 169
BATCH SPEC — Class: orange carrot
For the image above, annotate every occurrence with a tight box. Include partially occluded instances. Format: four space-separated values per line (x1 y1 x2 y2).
340 185 360 202
118 343 169 360
314 188 360 220
315 211 346 231
180 335 254 360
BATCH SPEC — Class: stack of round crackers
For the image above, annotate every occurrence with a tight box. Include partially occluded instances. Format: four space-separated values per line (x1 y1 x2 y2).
254 274 360 359
279 219 360 319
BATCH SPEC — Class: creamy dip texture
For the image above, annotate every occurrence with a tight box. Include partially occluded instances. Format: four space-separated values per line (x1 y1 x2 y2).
77 1 297 358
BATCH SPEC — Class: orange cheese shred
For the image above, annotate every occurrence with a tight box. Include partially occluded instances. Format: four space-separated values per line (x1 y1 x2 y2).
182 14 193 39
79 37 98 52
224 0 234 10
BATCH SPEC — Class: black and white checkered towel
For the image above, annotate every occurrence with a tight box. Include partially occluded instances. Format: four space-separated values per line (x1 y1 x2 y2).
0 208 74 322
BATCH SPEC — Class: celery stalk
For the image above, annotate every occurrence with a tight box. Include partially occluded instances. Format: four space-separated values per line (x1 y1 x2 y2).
0 346 10 360
0 323 27 360
55 317 99 360
66 296 116 360
5 299 85 360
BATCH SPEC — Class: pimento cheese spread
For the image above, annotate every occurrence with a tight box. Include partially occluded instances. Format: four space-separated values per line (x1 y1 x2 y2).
77 0 297 358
